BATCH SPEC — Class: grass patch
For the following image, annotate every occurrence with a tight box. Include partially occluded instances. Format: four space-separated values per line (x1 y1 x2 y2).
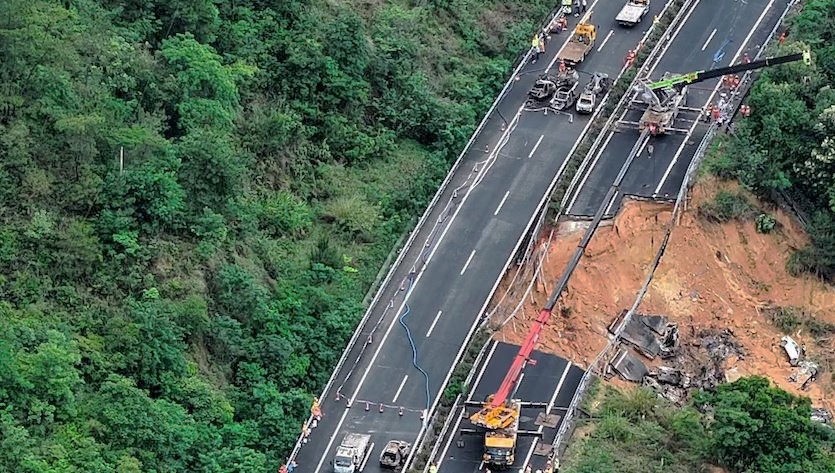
698 191 758 223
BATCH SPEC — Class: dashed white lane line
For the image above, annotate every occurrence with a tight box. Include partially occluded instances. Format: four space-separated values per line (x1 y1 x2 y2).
702 28 718 51
460 250 476 275
392 375 409 403
426 310 443 338
597 29 614 52
494 191 510 215
528 134 545 158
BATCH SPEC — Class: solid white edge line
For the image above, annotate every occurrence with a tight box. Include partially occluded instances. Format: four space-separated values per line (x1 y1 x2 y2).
647 0 702 77
359 442 374 472
392 375 409 403
426 310 444 338
546 0 604 73
519 362 572 469
653 0 776 195
314 409 351 472
701 28 718 51
566 131 615 213
494 191 511 216
597 29 614 52
437 341 499 469
528 134 545 158
460 250 476 275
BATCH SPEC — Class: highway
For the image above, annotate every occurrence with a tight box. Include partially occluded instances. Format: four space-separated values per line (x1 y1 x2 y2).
293 1 670 472
566 0 790 218
436 342 584 473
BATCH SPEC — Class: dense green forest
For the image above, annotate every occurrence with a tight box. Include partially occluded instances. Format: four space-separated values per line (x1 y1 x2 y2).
562 377 835 473
706 0 835 281
0 0 558 471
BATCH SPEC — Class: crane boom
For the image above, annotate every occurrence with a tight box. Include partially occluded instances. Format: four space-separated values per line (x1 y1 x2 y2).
647 50 810 90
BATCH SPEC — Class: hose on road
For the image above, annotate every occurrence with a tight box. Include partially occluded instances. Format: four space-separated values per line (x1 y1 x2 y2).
397 273 432 411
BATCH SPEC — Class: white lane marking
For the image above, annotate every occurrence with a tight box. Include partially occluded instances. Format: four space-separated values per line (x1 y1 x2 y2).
528 134 545 158
520 363 572 469
359 442 374 472
460 250 476 275
647 0 703 76
597 29 614 52
546 0 603 73
494 191 511 216
426 310 444 338
313 4 611 468
468 341 498 401
604 191 619 216
392 375 409 403
653 0 775 196
566 131 615 213
315 409 351 472
701 28 718 51
437 342 499 469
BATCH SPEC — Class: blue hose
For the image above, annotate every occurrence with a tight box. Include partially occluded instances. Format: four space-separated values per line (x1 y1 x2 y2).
397 274 432 411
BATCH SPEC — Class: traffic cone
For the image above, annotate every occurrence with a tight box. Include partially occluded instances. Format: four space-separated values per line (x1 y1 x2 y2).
399 407 404 416
335 391 341 401
379 403 384 413
484 145 489 153
365 401 370 411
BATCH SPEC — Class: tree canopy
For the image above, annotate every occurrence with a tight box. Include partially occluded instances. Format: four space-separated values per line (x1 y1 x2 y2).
0 0 558 470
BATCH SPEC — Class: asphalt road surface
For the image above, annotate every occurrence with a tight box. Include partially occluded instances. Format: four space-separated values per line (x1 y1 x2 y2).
293 2 670 472
436 342 584 473
567 0 789 218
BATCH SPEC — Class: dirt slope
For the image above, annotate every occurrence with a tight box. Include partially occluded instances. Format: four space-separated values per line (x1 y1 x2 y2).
494 178 835 409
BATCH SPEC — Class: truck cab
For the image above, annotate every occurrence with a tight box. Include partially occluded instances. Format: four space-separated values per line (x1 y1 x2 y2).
333 433 372 473
483 431 516 466
616 0 650 26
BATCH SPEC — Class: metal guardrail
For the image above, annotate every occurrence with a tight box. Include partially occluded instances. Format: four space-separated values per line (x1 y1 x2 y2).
548 0 700 458
420 0 694 468
548 0 798 462
285 3 572 463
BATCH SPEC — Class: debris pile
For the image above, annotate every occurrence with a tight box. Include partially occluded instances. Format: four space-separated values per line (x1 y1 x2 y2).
609 323 749 405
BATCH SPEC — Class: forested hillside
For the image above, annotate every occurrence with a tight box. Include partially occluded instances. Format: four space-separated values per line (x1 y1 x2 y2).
706 0 835 281
0 0 557 470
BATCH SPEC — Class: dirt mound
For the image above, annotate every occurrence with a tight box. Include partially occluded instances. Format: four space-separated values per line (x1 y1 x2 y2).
494 178 835 409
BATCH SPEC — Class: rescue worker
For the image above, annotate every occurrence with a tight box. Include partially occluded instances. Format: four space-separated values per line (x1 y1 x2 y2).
429 463 438 473
539 33 547 55
279 464 288 473
625 49 637 68
532 34 541 62
574 0 581 17
559 15 568 32
559 59 567 74
288 461 297 473
581 0 587 13
742 52 751 64
740 104 751 117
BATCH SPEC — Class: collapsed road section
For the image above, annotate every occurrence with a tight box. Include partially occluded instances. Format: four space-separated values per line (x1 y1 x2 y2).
290 2 672 472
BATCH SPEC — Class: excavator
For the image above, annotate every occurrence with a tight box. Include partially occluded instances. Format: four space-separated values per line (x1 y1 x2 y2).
626 50 811 135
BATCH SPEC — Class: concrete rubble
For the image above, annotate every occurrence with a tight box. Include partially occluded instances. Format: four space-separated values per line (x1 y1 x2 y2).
811 407 832 424
788 360 818 391
610 322 749 405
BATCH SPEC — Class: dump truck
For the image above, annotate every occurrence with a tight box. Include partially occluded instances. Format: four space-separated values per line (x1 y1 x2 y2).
557 22 596 66
333 433 372 473
379 440 411 469
576 72 610 114
616 0 650 26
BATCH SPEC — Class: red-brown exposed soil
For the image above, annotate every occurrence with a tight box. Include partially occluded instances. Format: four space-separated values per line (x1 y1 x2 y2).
493 178 835 409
